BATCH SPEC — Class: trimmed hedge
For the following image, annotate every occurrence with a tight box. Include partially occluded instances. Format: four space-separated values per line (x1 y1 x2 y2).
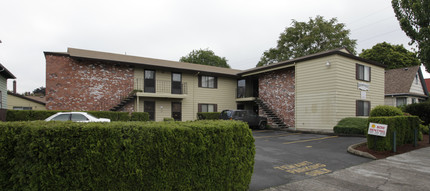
0 120 255 190
333 117 368 135
197 112 221 120
404 102 430 125
6 110 149 122
367 116 420 151
369 105 403 117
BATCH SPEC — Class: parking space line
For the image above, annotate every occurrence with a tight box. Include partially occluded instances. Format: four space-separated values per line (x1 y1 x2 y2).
283 136 338 144
254 133 302 139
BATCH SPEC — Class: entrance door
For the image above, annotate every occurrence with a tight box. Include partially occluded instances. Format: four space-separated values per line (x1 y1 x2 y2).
172 102 182 121
144 101 155 121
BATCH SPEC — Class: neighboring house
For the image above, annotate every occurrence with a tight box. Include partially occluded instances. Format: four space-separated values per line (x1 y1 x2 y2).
237 48 385 130
425 78 430 96
7 92 46 110
0 63 16 121
384 66 428 107
45 48 385 130
45 48 240 121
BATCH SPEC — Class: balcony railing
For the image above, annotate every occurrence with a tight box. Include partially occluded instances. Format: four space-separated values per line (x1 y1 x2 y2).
236 87 258 98
134 78 188 94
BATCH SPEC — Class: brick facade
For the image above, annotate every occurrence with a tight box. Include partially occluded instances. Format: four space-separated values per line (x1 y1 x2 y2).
45 54 134 111
259 68 295 127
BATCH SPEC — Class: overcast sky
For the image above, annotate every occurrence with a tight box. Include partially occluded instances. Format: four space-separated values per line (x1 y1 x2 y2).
1 0 429 93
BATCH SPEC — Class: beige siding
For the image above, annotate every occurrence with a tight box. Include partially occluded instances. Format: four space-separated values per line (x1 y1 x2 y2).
296 55 385 130
0 76 7 109
7 95 46 110
295 56 338 130
410 72 425 95
133 67 237 121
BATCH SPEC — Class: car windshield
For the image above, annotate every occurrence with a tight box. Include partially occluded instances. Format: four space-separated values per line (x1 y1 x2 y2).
222 110 233 118
233 111 246 118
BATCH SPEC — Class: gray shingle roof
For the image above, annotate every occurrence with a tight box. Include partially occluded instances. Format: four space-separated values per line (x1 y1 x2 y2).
385 65 421 95
45 48 242 77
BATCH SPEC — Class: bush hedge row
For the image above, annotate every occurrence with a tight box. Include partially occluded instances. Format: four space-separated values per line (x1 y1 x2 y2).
333 117 368 135
367 116 420 151
197 112 221 120
404 102 430 125
0 120 255 190
6 110 149 122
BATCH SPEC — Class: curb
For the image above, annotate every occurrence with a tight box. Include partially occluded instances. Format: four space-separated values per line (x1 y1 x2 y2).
347 142 377 160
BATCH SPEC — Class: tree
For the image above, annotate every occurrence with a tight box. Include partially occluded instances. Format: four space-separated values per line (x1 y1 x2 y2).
180 49 230 68
392 0 430 72
32 86 46 96
257 16 357 67
359 42 420 69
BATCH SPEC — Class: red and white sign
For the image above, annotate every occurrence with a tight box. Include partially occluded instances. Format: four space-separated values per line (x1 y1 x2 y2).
368 123 388 137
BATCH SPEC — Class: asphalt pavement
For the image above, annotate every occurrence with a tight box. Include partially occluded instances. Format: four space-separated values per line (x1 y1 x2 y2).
250 130 371 191
262 146 430 191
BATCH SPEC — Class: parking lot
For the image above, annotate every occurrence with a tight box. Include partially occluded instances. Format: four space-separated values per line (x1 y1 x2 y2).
250 130 371 191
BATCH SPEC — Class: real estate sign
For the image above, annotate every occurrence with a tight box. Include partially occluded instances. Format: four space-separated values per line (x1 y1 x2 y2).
368 123 388 137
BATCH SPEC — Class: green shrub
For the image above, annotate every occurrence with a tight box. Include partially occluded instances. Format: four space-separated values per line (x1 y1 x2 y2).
404 102 430 125
6 110 149 122
130 112 150 121
419 124 429 135
333 117 368 135
367 116 420 151
0 120 255 190
370 105 403 117
163 117 174 122
197 112 221 120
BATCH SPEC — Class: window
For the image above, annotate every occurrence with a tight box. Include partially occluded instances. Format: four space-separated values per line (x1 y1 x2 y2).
13 107 32 110
172 73 182 94
396 97 407 107
71 114 88 122
0 91 2 108
356 100 370 116
144 70 156 93
356 64 371 82
198 104 217 112
237 79 246 98
412 98 417 104
198 75 217 88
51 114 71 121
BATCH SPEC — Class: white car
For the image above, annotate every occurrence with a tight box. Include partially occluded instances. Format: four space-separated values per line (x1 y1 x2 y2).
45 112 111 122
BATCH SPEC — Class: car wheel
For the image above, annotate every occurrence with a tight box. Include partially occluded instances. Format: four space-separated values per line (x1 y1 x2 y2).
258 122 266 130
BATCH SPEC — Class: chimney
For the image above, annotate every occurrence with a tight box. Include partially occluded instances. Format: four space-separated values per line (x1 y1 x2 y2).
13 80 16 94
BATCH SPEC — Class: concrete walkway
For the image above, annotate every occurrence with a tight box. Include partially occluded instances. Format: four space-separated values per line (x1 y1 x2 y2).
263 147 430 191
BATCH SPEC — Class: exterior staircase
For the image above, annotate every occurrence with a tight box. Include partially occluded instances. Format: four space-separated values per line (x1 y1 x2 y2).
110 93 136 111
254 98 287 129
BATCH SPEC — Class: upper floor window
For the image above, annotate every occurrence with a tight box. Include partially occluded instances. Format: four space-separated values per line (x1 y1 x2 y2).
356 64 371 82
144 70 156 93
198 75 217 88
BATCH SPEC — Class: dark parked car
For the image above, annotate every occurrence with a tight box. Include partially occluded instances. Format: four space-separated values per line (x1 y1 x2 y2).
220 110 267 130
